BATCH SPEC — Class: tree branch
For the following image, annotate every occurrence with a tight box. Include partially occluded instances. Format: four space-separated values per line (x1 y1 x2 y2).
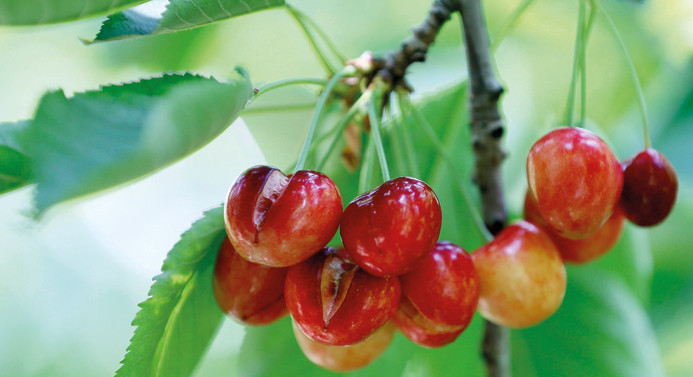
373 0 458 87
455 0 510 376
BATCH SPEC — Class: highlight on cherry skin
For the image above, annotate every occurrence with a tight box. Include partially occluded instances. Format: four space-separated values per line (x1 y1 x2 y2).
526 127 623 240
224 165 343 267
395 241 480 348
340 176 442 277
284 247 401 346
471 220 567 328
212 238 288 325
524 191 626 264
292 320 396 372
620 148 678 227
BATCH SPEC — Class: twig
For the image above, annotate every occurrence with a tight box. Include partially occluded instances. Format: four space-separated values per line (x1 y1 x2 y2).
456 0 510 376
374 0 458 87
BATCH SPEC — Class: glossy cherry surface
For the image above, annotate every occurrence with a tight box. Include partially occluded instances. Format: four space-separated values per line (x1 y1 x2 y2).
472 221 566 328
524 192 625 264
212 238 288 325
284 248 400 346
399 241 479 326
293 320 396 372
340 177 442 277
224 165 343 267
620 148 678 226
526 127 623 239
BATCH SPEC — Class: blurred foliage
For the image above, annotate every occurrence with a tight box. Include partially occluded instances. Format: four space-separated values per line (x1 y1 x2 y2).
0 0 692 376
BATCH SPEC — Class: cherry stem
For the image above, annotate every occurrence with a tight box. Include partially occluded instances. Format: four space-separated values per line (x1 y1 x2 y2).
287 5 347 65
294 66 357 174
398 91 493 242
286 5 340 75
564 0 586 127
252 77 327 99
595 1 651 148
368 84 391 182
490 0 535 51
399 107 422 178
579 3 597 127
315 91 373 171
358 138 375 193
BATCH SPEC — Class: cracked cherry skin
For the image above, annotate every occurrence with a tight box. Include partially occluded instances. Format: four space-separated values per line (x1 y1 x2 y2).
620 148 678 227
284 248 400 346
340 177 442 277
395 241 479 348
224 165 343 267
524 192 625 264
527 127 623 240
472 220 567 328
212 238 288 325
293 321 396 372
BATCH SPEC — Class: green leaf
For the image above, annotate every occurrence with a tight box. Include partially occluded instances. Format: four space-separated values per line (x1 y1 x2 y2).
0 121 33 194
90 0 285 43
116 206 227 377
15 71 252 213
0 0 147 25
514 267 665 377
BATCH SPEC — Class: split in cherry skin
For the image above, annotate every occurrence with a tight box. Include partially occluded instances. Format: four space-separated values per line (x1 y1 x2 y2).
224 165 343 268
284 247 401 346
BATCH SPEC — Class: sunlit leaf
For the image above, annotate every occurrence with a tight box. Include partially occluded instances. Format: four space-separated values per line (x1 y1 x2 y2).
15 71 252 213
0 0 147 25
90 0 285 43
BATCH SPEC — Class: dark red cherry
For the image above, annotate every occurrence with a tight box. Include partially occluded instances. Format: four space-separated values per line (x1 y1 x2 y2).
620 148 678 226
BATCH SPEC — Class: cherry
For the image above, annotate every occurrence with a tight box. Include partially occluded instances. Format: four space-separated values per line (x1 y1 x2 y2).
526 127 623 239
394 241 479 348
284 248 400 346
340 177 442 277
212 238 288 325
471 221 566 328
292 320 396 372
620 148 678 226
524 192 625 264
224 165 343 267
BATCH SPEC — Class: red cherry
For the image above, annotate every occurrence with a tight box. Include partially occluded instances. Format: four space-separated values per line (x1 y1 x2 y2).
394 297 464 348
526 127 623 239
292 320 396 372
394 241 479 348
472 221 566 328
284 248 400 346
620 148 678 226
340 177 442 276
224 165 343 267
524 192 625 264
212 238 288 325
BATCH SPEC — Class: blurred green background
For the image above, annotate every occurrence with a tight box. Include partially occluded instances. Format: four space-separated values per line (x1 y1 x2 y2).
0 0 691 376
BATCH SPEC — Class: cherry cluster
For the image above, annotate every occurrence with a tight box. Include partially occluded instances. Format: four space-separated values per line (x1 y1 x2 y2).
213 165 483 371
476 126 678 329
212 127 677 371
